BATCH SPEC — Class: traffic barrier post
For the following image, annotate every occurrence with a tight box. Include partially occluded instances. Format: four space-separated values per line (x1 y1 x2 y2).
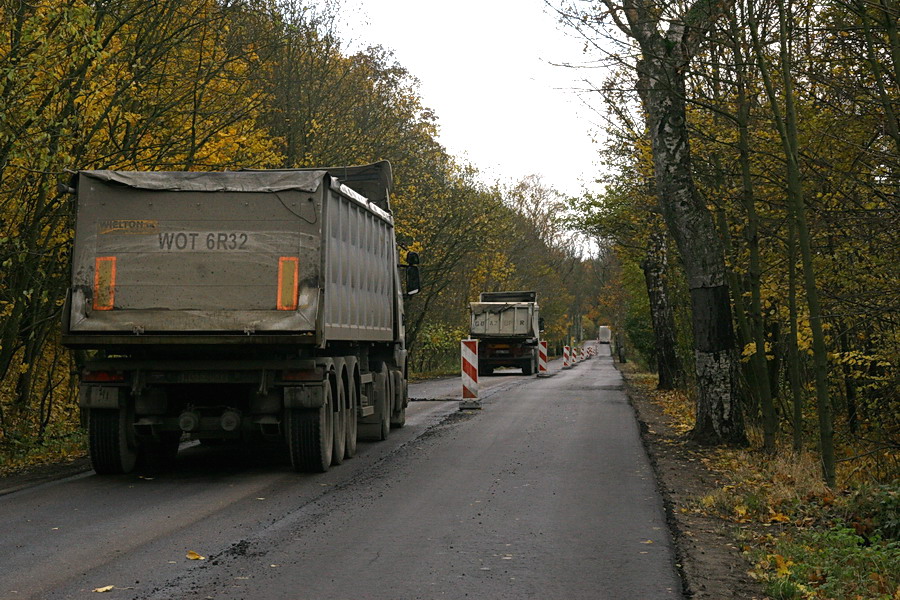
460 339 481 410
538 341 548 376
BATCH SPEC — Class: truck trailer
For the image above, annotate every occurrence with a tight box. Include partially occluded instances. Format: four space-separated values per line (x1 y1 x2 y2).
61 161 419 474
469 291 541 375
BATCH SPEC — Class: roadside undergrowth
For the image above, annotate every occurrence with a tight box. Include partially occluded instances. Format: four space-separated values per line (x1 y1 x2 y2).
0 431 87 478
624 366 900 600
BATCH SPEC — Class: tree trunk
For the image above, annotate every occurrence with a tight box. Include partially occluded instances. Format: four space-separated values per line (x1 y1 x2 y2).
748 0 835 484
732 24 778 452
786 219 805 453
637 51 746 446
641 223 682 390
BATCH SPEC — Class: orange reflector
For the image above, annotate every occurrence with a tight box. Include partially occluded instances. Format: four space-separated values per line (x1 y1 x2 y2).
277 257 299 310
93 256 117 310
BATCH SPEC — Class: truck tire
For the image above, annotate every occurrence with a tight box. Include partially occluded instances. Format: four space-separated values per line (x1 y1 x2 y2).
88 408 138 475
382 367 393 439
479 365 494 376
345 370 358 459
390 370 406 429
522 359 534 376
285 383 334 473
331 377 346 466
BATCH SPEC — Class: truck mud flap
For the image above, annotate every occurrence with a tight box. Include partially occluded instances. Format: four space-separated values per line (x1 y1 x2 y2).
284 384 326 409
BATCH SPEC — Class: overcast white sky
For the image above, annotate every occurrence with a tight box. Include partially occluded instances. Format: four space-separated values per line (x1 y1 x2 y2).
336 0 603 198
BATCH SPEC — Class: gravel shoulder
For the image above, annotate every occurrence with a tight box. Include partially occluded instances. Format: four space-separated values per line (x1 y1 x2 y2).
622 368 770 600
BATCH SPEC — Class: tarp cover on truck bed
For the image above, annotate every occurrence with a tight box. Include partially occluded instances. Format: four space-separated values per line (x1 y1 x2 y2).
66 165 398 340
78 169 328 193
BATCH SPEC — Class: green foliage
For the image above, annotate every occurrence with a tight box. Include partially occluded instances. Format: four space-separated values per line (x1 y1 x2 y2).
840 483 900 542
753 526 900 600
620 260 656 368
410 323 468 376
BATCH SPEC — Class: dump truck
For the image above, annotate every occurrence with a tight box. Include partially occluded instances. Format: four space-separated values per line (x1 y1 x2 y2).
61 161 419 475
597 325 612 344
469 291 541 375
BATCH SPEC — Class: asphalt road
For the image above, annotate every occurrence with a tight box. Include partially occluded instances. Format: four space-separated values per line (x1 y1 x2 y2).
0 346 681 599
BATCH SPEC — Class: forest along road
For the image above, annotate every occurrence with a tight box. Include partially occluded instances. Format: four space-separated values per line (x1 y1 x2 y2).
0 346 681 600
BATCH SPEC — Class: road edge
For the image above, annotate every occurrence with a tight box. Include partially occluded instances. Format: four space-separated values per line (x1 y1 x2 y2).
619 366 769 600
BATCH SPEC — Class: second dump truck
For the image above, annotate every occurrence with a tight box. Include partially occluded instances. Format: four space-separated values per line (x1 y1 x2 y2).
469 291 541 375
62 161 419 474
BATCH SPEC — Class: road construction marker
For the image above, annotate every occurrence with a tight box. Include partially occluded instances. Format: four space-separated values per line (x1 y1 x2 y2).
460 339 481 409
563 345 571 369
538 340 548 376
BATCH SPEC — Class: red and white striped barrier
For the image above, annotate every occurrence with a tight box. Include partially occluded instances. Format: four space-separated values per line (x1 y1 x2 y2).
563 345 571 368
460 339 481 409
538 341 548 376
580 347 586 361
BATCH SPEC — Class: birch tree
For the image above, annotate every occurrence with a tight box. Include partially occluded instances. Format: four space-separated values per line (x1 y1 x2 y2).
559 0 746 444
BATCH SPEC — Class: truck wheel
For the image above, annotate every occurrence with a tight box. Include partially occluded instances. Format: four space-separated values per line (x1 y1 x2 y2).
479 365 494 376
331 377 346 466
88 408 138 475
522 359 534 376
390 370 406 429
345 371 358 459
381 367 393 440
285 383 334 473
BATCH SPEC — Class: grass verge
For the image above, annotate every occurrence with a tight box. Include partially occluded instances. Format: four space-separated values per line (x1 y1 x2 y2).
622 364 900 600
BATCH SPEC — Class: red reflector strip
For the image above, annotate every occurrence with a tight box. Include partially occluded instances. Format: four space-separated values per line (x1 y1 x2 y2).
277 257 299 311
93 256 117 310
82 370 126 382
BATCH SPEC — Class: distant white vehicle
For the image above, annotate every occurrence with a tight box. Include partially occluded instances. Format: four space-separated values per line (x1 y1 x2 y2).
597 325 612 344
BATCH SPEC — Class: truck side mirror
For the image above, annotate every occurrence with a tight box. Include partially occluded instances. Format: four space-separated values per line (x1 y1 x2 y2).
406 265 420 296
539 317 545 332
406 251 420 265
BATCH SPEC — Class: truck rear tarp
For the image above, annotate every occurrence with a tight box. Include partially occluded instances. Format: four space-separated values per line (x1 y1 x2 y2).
67 168 395 341
470 302 539 338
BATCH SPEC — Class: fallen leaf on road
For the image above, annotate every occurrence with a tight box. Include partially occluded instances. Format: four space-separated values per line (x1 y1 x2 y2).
641 540 654 544
92 585 115 593
186 551 206 560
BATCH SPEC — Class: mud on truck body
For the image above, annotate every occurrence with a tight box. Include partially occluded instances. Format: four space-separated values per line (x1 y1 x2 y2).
469 291 541 376
61 161 420 474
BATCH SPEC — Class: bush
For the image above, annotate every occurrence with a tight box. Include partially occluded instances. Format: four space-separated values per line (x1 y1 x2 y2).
841 483 900 541
753 526 900 600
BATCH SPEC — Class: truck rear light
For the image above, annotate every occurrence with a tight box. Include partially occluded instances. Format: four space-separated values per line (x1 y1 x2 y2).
281 368 321 381
277 257 299 311
93 256 117 310
82 370 126 383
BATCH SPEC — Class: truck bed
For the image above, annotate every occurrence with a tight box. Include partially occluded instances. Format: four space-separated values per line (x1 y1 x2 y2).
64 167 397 346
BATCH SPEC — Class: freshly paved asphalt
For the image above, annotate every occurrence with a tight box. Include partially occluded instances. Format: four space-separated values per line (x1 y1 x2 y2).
0 346 681 599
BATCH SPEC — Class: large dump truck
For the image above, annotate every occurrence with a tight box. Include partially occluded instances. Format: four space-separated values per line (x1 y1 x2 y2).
469 291 541 375
61 161 419 474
